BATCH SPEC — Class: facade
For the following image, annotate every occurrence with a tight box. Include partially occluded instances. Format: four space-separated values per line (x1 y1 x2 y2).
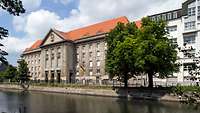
149 0 200 85
22 0 200 85
22 16 131 84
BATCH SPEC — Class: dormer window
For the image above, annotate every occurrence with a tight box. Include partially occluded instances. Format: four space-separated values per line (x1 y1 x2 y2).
50 34 54 42
96 30 103 35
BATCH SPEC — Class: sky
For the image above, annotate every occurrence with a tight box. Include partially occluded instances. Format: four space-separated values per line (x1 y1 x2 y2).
0 0 183 66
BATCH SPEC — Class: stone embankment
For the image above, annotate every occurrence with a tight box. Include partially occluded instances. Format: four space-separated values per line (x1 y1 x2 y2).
0 84 198 103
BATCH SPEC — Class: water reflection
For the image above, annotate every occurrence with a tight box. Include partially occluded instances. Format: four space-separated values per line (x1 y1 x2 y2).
0 90 199 113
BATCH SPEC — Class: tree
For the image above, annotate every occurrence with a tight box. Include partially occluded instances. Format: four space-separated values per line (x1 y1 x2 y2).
106 22 139 88
135 18 178 87
0 0 25 64
106 17 178 88
17 59 30 83
4 65 18 81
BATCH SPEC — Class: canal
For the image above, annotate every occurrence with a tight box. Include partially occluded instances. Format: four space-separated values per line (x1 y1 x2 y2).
0 90 200 113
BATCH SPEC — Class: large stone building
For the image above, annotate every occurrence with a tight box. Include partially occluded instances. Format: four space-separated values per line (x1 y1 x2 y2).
22 0 200 85
22 16 138 84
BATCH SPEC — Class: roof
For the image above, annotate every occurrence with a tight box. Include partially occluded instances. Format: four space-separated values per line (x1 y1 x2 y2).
135 20 142 28
24 16 142 52
24 39 42 52
58 16 130 41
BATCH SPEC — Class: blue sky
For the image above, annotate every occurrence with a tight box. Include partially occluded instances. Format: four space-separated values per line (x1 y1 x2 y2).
0 0 182 66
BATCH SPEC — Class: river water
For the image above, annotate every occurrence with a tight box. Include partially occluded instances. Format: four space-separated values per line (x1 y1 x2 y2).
0 90 200 113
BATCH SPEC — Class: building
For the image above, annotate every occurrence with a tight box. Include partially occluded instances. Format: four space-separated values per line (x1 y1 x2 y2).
22 16 136 84
148 0 200 85
22 0 200 85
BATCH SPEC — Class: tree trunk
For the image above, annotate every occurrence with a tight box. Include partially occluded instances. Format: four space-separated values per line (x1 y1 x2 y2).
124 74 128 88
148 71 153 88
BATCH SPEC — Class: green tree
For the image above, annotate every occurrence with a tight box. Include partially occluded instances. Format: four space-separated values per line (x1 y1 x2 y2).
135 18 178 87
106 17 178 88
0 0 25 64
17 59 30 83
4 65 18 82
106 22 139 88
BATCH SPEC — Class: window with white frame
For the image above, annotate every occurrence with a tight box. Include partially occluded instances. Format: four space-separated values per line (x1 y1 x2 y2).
173 11 178 19
184 49 196 58
188 7 196 16
167 25 177 32
198 6 200 16
162 14 167 20
185 21 195 30
183 34 196 44
167 13 172 20
169 38 178 45
183 63 195 71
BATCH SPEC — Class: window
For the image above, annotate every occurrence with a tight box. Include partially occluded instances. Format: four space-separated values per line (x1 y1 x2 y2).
156 15 161 20
184 49 195 58
183 34 196 44
89 70 93 76
198 6 200 16
97 42 100 49
183 63 195 71
97 60 100 67
167 13 172 20
50 34 54 42
82 61 85 67
97 69 100 75
162 14 167 20
97 51 100 57
82 45 85 50
104 42 107 50
76 71 79 76
188 7 196 16
77 53 79 60
82 52 85 58
89 52 92 57
89 44 92 50
167 25 177 32
185 21 195 30
169 38 177 46
45 50 49 60
89 61 93 67
173 11 178 19
151 16 156 21
57 47 61 67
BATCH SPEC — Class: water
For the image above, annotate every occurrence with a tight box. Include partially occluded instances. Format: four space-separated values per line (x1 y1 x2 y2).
0 90 200 113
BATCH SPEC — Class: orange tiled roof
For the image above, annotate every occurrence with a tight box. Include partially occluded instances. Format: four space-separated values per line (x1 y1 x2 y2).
58 16 130 41
135 20 142 28
25 16 142 52
24 39 42 52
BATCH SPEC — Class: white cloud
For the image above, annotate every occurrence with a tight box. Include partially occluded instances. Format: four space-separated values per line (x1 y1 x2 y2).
9 0 183 65
21 0 42 11
25 9 60 38
13 16 26 31
2 36 34 53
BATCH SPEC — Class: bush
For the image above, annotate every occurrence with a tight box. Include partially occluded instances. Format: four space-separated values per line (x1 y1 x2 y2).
172 85 200 95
